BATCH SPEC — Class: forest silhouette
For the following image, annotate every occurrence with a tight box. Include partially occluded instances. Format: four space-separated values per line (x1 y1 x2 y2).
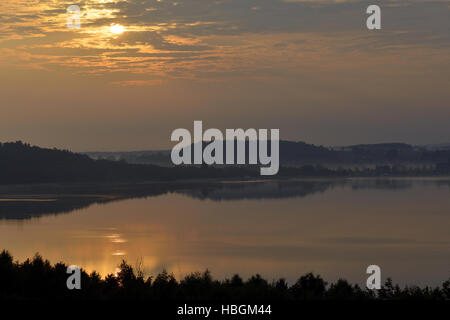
1 250 449 300
1 141 450 185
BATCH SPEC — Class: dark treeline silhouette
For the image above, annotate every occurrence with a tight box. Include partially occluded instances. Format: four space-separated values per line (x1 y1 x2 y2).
86 141 450 167
0 141 258 184
0 250 449 300
1 141 450 185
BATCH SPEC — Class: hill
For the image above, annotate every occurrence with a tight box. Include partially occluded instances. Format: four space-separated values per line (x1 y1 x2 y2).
0 141 259 184
84 141 450 166
2 141 450 185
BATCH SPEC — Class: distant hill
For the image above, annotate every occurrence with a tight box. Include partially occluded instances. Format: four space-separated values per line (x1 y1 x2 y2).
0 141 258 184
83 140 334 166
420 143 450 151
85 150 171 166
2 141 450 185
339 143 413 151
0 141 164 184
84 140 450 166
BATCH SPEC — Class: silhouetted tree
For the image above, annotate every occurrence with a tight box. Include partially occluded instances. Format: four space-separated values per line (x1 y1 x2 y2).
290 273 327 300
0 251 448 300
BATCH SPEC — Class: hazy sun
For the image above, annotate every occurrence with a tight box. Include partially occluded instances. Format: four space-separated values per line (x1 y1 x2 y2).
110 23 125 34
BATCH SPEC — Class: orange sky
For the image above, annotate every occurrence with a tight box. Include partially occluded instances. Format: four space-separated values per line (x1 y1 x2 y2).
0 0 449 151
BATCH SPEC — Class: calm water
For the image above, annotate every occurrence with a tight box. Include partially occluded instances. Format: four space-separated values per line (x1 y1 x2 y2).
1 178 450 286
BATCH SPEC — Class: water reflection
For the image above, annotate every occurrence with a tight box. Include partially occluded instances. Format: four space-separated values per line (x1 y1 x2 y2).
180 180 341 201
0 182 173 220
0 178 449 287
3 178 448 220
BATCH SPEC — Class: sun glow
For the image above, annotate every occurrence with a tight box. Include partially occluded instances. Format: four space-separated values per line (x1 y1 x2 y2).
109 23 125 34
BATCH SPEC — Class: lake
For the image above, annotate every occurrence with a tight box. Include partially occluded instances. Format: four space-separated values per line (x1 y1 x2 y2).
1 178 449 287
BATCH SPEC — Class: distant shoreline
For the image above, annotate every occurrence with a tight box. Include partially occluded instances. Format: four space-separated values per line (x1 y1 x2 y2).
2 175 450 192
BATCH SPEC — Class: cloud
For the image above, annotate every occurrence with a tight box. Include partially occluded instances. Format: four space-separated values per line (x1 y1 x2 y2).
111 79 165 86
0 0 449 82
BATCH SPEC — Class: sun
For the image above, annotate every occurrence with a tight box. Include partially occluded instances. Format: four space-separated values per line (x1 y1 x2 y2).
109 23 125 35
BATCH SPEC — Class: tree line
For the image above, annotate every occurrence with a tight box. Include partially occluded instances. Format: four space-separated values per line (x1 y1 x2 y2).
1 251 449 300
1 141 450 185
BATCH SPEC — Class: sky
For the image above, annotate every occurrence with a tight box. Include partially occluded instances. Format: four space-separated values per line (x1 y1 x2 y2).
0 0 449 151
